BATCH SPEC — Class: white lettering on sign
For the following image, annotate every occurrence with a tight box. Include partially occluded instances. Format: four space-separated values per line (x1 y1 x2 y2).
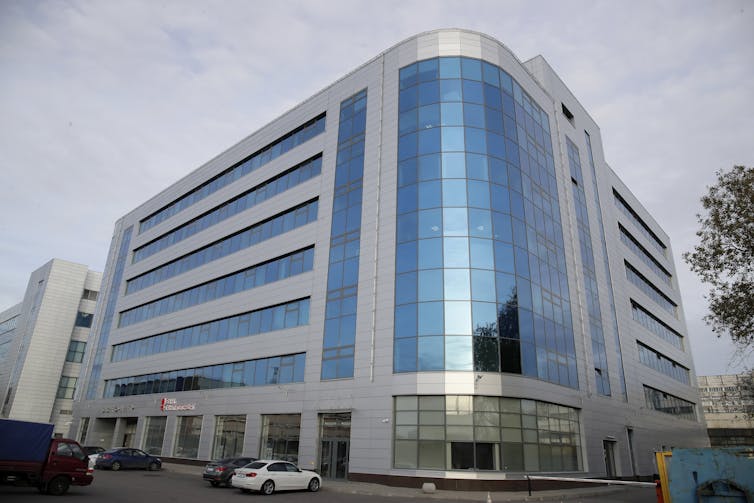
160 397 196 411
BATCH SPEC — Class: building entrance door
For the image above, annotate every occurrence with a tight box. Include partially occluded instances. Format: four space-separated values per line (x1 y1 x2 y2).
319 412 350 479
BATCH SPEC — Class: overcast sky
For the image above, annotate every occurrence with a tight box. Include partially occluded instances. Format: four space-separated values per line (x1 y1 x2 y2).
1 0 752 376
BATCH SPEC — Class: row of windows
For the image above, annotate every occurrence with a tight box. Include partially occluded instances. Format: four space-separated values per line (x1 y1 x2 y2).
625 262 676 316
81 289 99 301
133 155 323 263
56 376 77 399
112 298 309 362
103 353 305 398
119 247 314 328
139 115 326 234
86 226 133 400
567 137 610 396
0 315 19 335
619 225 672 285
322 89 367 381
637 342 690 385
631 300 683 349
612 189 666 255
126 199 318 294
643 385 696 421
584 131 627 400
394 395 581 472
65 340 86 363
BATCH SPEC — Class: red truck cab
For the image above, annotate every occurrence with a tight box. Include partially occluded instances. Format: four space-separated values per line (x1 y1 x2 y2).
0 419 93 495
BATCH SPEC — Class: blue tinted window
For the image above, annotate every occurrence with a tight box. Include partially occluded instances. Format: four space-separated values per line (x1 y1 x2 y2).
461 57 482 80
396 273 418 305
418 127 441 155
417 58 439 82
394 338 417 371
398 159 417 187
443 179 467 207
443 207 468 236
418 154 441 181
462 80 484 104
418 104 441 129
418 180 441 209
440 79 462 101
442 152 466 178
471 269 496 301
398 185 418 214
418 336 444 370
445 301 472 335
418 81 440 106
396 240 417 272
439 57 461 78
418 209 442 239
441 103 464 126
468 181 491 209
465 127 486 153
445 336 473 370
399 63 418 89
418 238 443 269
418 302 444 335
395 304 417 337
463 103 486 128
444 237 469 267
399 87 418 112
419 270 444 302
470 237 494 269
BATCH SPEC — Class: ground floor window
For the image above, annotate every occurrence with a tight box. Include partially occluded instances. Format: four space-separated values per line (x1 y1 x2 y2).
212 415 246 459
394 396 581 472
143 416 167 455
260 414 300 463
174 415 202 458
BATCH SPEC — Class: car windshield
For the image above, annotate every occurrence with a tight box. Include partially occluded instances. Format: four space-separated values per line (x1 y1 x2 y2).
244 461 268 469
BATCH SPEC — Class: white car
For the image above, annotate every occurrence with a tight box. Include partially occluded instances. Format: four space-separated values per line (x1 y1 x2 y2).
231 460 321 495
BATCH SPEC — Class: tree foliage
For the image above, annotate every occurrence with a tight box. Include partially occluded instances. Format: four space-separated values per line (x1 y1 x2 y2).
683 165 754 348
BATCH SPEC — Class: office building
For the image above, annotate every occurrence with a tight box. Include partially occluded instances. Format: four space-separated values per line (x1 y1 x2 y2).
72 30 707 486
0 259 101 437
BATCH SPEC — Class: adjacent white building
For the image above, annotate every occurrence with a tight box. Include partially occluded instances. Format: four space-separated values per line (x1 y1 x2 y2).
0 259 101 437
72 30 707 487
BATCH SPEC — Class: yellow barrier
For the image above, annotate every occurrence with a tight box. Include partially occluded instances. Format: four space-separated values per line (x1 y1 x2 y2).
655 451 672 503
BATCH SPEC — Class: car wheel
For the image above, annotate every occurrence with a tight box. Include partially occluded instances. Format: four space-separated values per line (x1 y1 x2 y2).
111 461 121 471
47 476 70 496
261 480 275 495
148 461 160 471
308 478 320 492
210 481 219 487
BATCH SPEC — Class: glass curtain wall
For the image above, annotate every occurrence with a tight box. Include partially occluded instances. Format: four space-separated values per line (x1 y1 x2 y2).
260 414 301 463
142 416 167 455
395 57 576 387
173 415 202 458
394 395 581 472
212 415 246 459
321 90 367 380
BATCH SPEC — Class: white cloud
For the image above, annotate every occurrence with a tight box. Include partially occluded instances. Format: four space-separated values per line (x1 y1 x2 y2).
1 0 752 373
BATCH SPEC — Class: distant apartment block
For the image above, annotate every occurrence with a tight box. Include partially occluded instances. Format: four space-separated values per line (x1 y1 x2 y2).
699 372 754 447
0 259 101 437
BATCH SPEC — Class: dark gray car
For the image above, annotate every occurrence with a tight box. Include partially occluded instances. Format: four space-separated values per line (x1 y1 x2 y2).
202 457 256 487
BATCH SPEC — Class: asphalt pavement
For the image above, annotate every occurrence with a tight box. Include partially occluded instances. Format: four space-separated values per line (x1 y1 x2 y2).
163 462 648 502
